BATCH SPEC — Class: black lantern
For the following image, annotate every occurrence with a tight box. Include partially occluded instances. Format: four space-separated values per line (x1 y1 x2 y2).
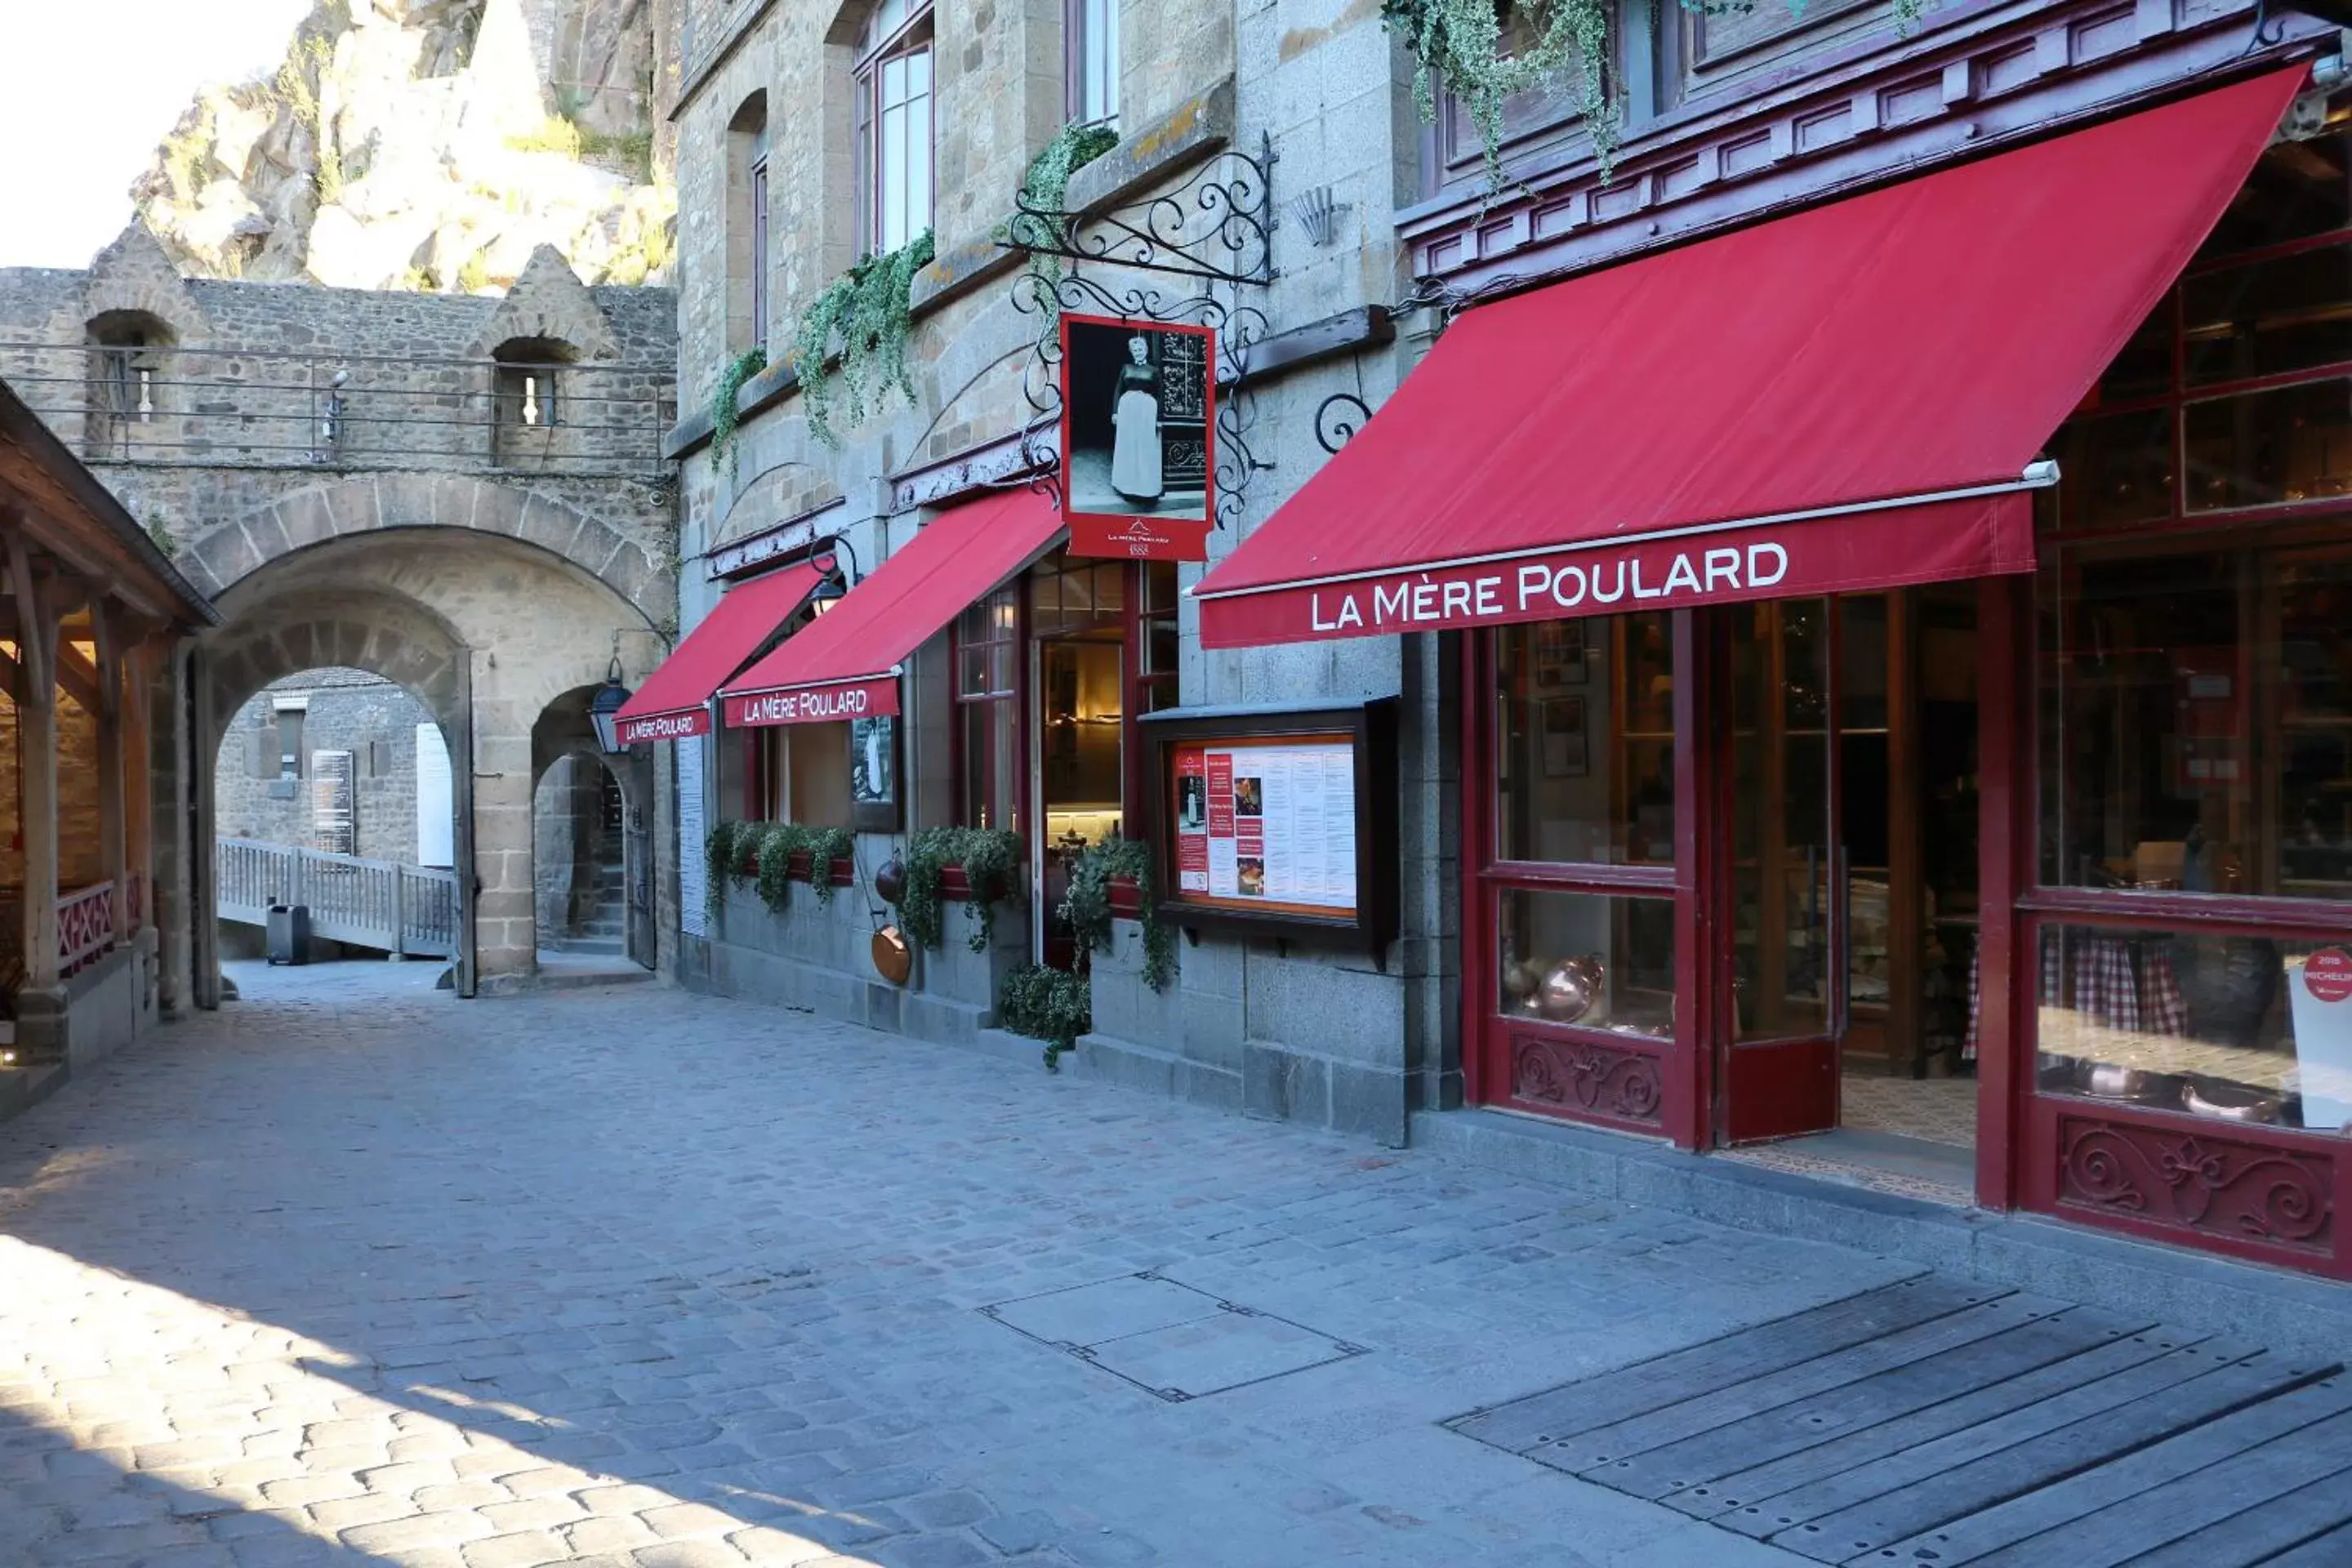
809 536 861 614
589 644 632 753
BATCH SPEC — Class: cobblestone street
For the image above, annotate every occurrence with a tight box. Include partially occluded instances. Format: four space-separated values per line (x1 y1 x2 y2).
0 964 1915 1568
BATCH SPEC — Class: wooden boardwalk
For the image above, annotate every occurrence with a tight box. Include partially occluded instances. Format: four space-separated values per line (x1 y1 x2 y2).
1447 1273 2352 1566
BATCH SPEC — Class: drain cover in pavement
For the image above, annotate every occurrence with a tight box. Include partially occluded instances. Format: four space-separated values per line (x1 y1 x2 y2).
982 1270 1365 1401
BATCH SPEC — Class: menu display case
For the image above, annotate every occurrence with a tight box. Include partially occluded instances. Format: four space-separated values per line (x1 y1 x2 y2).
1140 699 1398 956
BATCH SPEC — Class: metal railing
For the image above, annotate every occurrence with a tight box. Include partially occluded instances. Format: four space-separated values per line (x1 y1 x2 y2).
216 837 458 958
0 343 677 478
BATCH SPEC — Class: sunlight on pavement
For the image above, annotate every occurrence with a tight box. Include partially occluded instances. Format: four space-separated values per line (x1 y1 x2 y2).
0 1235 879 1566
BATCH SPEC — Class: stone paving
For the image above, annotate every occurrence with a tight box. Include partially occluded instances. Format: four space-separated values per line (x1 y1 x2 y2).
0 961 1919 1568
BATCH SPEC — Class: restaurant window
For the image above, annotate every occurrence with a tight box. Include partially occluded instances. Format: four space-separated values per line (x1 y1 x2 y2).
748 724 853 826
1136 560 1178 716
1492 611 1675 866
1066 0 1118 127
955 582 1020 831
855 0 933 257
2038 540 2352 903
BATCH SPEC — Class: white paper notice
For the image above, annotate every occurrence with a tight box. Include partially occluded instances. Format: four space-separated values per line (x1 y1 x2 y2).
678 737 708 938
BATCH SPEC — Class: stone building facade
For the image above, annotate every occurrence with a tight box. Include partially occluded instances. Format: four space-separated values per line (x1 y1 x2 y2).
653 0 2352 1294
0 227 679 998
658 0 1432 1138
215 669 440 867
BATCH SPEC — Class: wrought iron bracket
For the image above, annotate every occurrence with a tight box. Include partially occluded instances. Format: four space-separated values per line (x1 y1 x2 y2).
1004 133 1278 287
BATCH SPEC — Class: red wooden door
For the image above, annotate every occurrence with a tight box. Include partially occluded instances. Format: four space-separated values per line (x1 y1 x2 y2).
1713 598 1845 1143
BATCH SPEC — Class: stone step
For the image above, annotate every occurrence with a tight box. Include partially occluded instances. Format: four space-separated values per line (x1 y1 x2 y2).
548 937 625 956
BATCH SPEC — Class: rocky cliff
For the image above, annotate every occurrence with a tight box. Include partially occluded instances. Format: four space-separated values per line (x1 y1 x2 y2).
130 0 675 292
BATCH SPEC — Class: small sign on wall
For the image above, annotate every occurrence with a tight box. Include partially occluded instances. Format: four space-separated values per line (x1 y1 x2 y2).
1060 314 1214 561
311 750 355 856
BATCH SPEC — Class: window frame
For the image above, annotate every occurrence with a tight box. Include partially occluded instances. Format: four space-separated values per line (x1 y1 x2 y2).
1064 0 1120 130
853 0 936 259
951 579 1025 834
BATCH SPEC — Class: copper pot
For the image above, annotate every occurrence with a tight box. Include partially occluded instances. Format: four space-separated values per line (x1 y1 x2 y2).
2181 1079 2280 1124
871 925 911 987
1538 955 1605 1023
875 856 906 906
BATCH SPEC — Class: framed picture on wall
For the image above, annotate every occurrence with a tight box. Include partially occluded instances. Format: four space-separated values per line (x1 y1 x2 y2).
1543 697 1588 778
1533 620 1586 688
1059 314 1216 561
850 715 901 833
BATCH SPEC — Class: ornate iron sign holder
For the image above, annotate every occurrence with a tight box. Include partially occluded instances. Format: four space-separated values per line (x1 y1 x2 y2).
1000 135 1277 532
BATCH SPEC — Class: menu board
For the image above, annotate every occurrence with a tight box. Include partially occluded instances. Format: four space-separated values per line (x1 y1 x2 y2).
1171 733 1359 917
677 736 707 939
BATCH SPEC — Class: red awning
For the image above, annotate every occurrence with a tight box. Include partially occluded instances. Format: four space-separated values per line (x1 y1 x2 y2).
611 560 823 742
723 487 1063 728
1194 67 2305 648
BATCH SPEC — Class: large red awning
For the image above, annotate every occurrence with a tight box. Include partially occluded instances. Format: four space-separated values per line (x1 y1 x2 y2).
1193 68 2305 648
611 561 822 742
723 488 1063 728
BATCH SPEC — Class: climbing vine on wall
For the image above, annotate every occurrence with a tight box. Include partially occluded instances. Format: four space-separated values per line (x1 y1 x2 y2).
1009 122 1119 288
710 347 765 475
1385 0 1926 192
791 229 935 449
1058 834 1176 993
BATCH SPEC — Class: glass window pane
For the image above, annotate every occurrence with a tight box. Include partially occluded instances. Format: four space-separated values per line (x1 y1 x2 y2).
1731 600 1833 1040
959 647 991 697
960 700 1018 831
1496 889 1676 1040
1493 612 1674 866
906 47 930 97
2199 130 2352 257
2035 923 2352 1134
1147 620 1178 678
2094 301 2172 404
881 104 907 252
2050 408 2176 529
2185 243 2352 389
882 56 906 105
2039 544 2352 901
1144 559 1176 613
2183 379 2352 511
989 643 1016 692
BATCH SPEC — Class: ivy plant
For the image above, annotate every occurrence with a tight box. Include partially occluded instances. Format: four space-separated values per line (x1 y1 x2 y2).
703 820 740 920
997 961 1093 1071
791 229 935 449
1009 122 1119 287
710 347 765 475
893 826 1023 953
753 822 861 911
1385 0 1927 192
1057 834 1176 992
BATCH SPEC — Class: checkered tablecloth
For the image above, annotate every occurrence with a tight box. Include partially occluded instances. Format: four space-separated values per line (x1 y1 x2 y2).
1963 930 2186 1062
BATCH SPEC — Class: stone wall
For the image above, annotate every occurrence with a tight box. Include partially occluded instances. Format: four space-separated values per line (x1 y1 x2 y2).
660 0 1433 1140
0 226 679 993
214 668 438 866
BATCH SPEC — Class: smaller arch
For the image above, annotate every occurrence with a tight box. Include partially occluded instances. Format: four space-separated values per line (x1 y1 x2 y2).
727 91 772 358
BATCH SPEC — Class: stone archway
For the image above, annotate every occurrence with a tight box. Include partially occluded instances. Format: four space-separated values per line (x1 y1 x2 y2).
196 525 666 1000
532 686 655 970
177 473 672 628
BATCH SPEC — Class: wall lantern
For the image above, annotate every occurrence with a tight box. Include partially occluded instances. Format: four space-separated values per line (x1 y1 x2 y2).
809 536 862 615
590 637 632 753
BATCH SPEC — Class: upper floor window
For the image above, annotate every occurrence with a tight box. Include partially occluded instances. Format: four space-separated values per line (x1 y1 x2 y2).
856 0 933 256
727 93 770 354
1067 0 1119 129
83 310 172 460
491 336 571 468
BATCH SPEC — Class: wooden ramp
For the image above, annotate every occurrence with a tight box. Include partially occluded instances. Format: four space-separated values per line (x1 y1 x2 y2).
1446 1274 2352 1566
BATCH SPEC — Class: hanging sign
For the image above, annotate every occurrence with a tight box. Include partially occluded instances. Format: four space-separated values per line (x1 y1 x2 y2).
1059 314 1215 561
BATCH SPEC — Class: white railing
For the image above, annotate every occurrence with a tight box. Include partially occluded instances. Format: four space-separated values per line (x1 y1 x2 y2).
216 838 458 958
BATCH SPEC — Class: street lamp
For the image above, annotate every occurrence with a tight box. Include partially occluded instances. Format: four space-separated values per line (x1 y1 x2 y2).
809 535 861 614
590 639 632 753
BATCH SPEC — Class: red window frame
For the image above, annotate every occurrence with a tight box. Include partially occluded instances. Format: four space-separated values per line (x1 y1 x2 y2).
951 581 1024 834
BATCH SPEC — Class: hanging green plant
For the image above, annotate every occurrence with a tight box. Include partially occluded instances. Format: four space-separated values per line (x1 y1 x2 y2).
703 820 740 919
893 825 1024 953
805 826 856 906
710 347 765 474
1057 834 1176 992
754 822 808 912
997 961 1094 1070
1009 122 1119 287
1383 0 1617 190
791 229 935 449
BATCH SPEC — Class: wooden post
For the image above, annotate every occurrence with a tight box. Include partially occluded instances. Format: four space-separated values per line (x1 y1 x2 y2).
91 600 127 952
7 529 64 1004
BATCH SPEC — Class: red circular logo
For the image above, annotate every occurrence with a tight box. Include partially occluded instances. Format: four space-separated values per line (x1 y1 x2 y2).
2305 947 2352 1004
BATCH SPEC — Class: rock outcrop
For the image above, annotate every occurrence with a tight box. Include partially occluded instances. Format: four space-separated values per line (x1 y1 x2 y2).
130 0 675 293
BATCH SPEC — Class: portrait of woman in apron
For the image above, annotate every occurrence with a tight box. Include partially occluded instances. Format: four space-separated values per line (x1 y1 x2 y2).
1109 333 1163 503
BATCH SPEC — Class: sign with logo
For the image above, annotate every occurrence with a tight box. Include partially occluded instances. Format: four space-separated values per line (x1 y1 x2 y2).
1059 314 1214 561
724 675 899 728
2305 947 2352 1004
1195 495 2035 649
615 707 711 745
2292 947 2352 1131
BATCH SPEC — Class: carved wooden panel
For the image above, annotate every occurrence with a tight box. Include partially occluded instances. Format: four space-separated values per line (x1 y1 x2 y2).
1509 1031 1665 1127
1688 0 1878 78
2055 1115 2335 1256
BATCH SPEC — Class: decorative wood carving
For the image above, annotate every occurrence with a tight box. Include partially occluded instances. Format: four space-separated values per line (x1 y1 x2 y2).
1510 1032 1664 1125
2056 1115 2334 1254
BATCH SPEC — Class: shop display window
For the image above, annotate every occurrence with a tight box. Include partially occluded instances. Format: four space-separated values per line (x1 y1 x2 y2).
1493 611 1675 866
1496 889 1677 1040
2034 922 2352 1133
2038 542 2352 902
954 584 1021 832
